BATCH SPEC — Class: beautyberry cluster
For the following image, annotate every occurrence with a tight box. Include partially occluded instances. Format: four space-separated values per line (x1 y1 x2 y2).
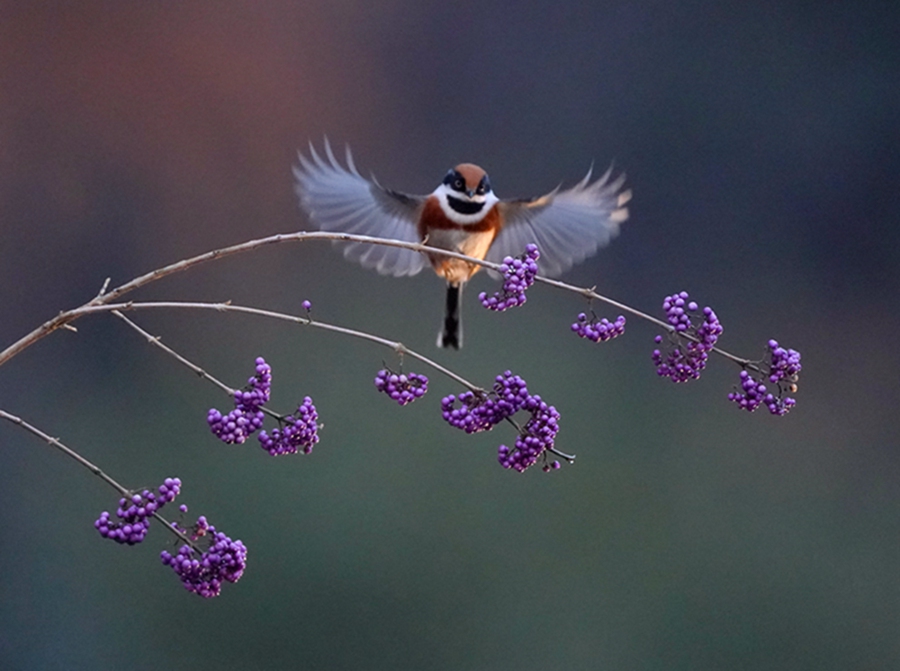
497 394 561 473
443 371 563 473
728 339 802 415
160 515 248 598
478 244 540 311
374 368 429 406
94 477 182 545
728 371 768 412
207 357 271 443
571 312 626 342
258 397 320 455
652 291 723 382
768 339 802 385
441 371 529 433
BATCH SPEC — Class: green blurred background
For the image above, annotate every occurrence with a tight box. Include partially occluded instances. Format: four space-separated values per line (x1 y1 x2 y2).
1 2 898 669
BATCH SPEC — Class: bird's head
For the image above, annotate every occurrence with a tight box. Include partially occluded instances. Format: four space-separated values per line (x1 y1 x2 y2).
441 163 492 202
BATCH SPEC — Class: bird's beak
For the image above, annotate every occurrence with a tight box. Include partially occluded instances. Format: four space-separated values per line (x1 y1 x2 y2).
466 189 475 198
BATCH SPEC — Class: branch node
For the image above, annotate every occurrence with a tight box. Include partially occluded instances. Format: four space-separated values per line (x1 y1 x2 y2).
94 277 112 299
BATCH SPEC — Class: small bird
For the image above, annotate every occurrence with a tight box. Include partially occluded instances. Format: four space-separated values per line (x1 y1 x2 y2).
293 141 630 349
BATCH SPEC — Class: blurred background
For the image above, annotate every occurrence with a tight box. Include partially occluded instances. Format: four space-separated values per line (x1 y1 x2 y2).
1 2 899 669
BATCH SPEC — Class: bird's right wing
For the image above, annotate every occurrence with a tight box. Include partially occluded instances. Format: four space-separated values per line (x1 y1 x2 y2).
293 141 428 277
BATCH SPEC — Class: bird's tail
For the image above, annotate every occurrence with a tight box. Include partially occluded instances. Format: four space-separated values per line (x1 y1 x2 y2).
437 282 463 349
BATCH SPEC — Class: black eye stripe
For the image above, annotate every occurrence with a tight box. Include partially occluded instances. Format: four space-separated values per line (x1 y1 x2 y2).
443 170 466 192
443 170 490 194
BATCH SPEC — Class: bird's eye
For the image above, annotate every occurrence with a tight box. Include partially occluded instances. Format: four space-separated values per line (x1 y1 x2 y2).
454 179 464 191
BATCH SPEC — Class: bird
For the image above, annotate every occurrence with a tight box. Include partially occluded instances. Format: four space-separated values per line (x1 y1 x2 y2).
293 141 630 349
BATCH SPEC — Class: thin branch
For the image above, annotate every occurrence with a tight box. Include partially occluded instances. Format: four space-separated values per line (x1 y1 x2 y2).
110 310 313 422
118 306 578 463
112 311 284 420
0 408 201 551
112 311 234 396
548 445 577 463
0 231 757 370
112 310 284 422
104 301 480 392
534 276 755 368
0 233 494 367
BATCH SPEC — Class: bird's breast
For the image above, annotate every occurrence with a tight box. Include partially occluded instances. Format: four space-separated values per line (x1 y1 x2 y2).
418 196 501 283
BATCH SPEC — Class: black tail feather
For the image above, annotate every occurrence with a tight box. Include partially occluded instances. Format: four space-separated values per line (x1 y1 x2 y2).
438 282 463 349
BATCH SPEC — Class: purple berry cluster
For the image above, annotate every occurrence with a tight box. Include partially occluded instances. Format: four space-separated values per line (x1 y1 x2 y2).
571 312 626 342
728 339 801 415
441 371 529 433
443 371 563 473
258 397 320 455
207 357 271 444
160 516 247 598
206 357 322 455
728 371 768 412
767 339 802 385
497 395 561 473
652 291 723 382
478 244 540 311
374 368 429 406
94 477 182 545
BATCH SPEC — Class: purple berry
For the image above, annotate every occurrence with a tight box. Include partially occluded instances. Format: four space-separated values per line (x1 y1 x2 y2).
729 340 801 415
374 368 429 406
94 477 182 545
479 244 540 312
160 517 247 598
443 371 564 473
257 397 320 455
571 312 626 342
652 291 723 382
208 358 271 444
441 371 529 434
727 370 768 412
497 394 561 473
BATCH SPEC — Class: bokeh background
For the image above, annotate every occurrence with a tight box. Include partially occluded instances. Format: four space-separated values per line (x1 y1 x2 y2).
1 2 899 669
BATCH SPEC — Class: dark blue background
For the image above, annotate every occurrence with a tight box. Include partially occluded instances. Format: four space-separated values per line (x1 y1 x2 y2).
1 2 898 669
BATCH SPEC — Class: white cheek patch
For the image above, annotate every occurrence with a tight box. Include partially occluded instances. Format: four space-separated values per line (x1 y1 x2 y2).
432 185 499 225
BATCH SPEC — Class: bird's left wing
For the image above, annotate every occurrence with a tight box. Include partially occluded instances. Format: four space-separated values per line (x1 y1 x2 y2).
293 141 428 277
490 167 631 278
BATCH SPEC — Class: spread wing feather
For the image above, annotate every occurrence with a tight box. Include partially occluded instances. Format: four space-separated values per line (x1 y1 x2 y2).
293 141 427 277
491 167 631 278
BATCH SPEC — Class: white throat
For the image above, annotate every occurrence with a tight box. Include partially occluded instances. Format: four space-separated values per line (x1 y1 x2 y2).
432 183 499 225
